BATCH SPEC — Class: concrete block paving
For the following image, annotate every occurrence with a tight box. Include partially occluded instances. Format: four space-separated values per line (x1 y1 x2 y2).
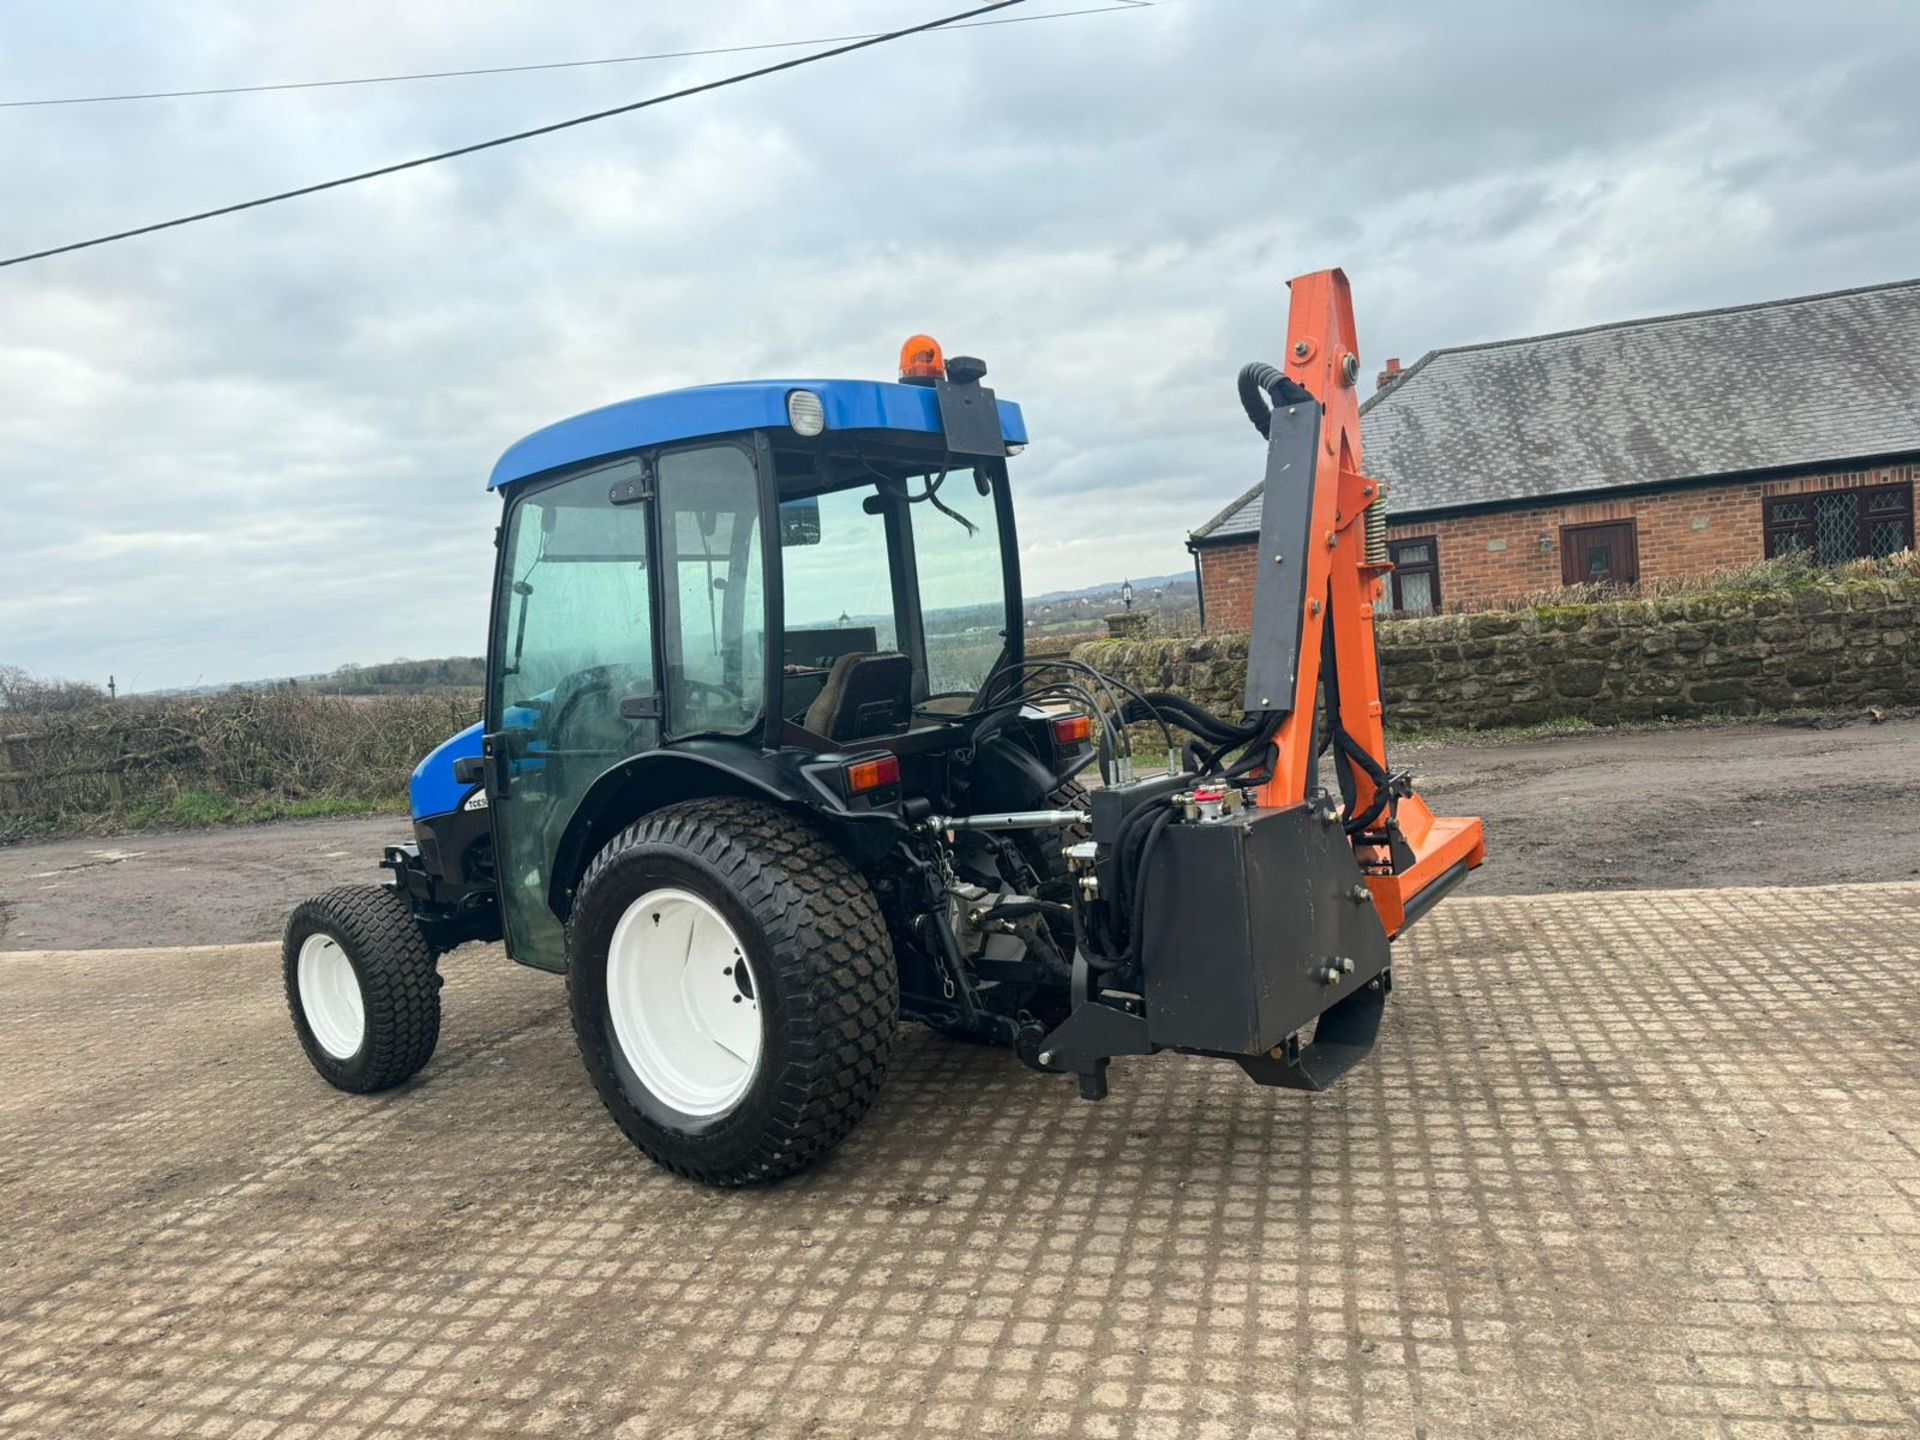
1 883 1917 1438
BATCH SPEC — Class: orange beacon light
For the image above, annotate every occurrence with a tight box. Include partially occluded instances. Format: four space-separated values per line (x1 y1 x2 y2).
898 333 945 385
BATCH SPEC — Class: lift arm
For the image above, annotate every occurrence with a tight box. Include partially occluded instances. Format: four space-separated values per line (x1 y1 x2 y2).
1244 268 1485 936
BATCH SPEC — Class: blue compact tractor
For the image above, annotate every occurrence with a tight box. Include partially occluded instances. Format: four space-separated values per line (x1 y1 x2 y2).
284 276 1485 1186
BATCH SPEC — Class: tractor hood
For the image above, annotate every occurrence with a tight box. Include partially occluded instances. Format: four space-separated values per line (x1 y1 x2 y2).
410 721 484 821
488 379 1028 490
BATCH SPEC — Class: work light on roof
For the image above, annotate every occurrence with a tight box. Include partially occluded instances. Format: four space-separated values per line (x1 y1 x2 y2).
787 388 826 436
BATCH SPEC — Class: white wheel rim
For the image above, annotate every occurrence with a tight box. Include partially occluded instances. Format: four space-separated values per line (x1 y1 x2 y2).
606 887 763 1117
298 932 366 1060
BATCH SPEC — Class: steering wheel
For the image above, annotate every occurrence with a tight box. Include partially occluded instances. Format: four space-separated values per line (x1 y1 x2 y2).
677 674 748 721
680 675 738 701
544 670 613 772
544 665 650 790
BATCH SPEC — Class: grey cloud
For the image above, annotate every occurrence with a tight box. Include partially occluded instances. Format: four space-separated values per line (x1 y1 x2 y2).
4 0 1917 689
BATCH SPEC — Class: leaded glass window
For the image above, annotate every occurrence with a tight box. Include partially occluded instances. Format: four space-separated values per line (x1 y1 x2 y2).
1765 484 1912 563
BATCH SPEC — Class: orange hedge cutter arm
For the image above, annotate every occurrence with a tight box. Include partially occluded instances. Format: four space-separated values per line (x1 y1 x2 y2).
1245 269 1485 936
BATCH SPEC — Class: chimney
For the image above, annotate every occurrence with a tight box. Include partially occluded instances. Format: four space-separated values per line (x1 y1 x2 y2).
1375 357 1403 393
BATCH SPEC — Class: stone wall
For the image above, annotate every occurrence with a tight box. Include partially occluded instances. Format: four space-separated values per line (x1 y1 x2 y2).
1071 573 1920 731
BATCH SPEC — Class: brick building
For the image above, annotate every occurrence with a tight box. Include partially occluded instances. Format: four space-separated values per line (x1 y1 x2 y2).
1189 279 1920 628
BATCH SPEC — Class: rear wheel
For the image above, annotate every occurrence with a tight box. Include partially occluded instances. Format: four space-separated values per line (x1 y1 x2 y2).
284 885 441 1093
567 798 897 1186
1013 776 1092 888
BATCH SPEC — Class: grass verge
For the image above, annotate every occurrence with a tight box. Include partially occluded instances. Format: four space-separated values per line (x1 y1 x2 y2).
2 791 406 846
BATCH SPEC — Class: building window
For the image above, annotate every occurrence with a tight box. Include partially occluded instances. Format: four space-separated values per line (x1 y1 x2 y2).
1764 484 1913 563
1388 537 1440 614
1560 520 1639 586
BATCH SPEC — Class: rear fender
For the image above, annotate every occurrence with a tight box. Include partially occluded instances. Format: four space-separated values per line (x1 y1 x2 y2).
965 734 1059 812
547 749 833 921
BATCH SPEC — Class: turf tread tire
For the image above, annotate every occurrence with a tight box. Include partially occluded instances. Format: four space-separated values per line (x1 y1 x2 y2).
1011 775 1092 885
567 797 897 1187
283 885 441 1093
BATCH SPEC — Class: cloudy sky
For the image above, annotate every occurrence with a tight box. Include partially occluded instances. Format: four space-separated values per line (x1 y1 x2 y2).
4 0 1917 692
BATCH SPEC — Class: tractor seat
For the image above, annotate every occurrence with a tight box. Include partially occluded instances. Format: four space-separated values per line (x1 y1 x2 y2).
803 651 911 743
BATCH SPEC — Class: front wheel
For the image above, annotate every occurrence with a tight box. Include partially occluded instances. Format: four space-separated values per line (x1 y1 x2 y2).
283 885 441 1093
567 798 898 1186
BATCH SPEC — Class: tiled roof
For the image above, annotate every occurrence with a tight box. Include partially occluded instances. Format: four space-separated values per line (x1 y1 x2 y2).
1191 277 1920 540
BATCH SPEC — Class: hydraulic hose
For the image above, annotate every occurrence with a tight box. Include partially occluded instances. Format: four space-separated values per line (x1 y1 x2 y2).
1070 890 1112 972
1311 607 1390 834
1336 727 1394 835
1018 682 1123 779
1223 725 1280 783
1122 691 1257 748
1123 806 1178 969
1237 360 1315 439
1112 793 1167 887
1196 709 1281 779
1237 361 1287 439
986 658 1177 760
975 675 1122 779
1070 790 1172 974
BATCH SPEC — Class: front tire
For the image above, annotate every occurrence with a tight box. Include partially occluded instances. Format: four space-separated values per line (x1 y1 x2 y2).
284 885 441 1093
567 798 897 1186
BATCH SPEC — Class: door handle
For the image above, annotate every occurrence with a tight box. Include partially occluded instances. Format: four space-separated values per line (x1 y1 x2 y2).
480 732 511 801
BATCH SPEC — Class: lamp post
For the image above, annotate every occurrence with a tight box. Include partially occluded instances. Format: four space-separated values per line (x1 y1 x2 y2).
1121 578 1134 612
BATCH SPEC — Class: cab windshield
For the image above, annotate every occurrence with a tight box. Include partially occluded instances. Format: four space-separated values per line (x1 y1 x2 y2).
908 476 1007 696
777 455 1013 726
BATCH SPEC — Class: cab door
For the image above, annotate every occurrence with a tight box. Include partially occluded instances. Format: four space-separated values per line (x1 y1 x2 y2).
485 456 659 971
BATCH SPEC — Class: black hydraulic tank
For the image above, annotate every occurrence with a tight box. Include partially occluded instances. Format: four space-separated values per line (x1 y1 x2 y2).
1138 803 1391 1054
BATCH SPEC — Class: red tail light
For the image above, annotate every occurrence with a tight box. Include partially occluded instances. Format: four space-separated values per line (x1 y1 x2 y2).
1051 713 1092 747
843 754 901 794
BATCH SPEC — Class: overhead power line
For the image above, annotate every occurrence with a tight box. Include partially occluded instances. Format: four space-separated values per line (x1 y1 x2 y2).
0 0 1079 270
0 3 1150 110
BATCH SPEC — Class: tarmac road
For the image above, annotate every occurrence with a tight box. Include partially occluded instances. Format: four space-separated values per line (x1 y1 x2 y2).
3 714 1917 952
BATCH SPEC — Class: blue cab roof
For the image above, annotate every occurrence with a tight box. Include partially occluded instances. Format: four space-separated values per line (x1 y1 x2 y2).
488 378 1029 490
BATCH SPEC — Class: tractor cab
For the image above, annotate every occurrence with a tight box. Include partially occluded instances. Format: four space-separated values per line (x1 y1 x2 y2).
405 341 1074 974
